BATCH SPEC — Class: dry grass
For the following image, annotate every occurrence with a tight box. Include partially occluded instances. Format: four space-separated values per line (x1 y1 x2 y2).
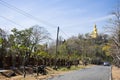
0 66 73 80
0 65 93 80
112 66 120 80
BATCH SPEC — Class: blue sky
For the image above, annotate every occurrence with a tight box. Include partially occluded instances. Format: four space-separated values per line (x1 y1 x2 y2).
0 0 118 40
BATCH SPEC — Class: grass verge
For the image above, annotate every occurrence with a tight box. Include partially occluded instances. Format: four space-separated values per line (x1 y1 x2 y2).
58 65 86 71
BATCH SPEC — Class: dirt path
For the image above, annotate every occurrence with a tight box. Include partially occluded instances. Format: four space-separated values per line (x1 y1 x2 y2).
112 66 120 80
0 67 72 80
0 65 94 80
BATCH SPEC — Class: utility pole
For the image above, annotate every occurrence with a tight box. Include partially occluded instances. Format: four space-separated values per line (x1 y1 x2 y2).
56 26 59 56
54 26 59 70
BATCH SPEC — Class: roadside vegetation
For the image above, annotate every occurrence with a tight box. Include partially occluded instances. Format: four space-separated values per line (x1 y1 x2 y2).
0 21 113 79
0 2 119 80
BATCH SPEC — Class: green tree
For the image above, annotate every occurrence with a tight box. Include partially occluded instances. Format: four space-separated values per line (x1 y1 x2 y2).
0 28 8 68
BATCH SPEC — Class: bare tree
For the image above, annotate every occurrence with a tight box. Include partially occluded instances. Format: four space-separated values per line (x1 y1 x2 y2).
106 3 120 67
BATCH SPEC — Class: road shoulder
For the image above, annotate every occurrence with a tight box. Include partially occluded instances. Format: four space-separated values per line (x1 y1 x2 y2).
112 66 120 80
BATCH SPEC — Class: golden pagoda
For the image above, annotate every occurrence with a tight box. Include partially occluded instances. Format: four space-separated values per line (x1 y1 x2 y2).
91 24 98 38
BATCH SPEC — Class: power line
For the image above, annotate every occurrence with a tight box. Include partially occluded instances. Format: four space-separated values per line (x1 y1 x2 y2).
0 15 57 39
0 0 57 28
0 0 71 39
0 16 24 27
0 15 71 39
60 29 70 38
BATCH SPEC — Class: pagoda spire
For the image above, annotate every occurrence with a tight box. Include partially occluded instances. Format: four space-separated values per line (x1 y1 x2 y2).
91 24 98 38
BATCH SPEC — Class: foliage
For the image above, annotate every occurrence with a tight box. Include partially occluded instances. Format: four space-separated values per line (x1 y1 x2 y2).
0 23 114 69
102 44 111 56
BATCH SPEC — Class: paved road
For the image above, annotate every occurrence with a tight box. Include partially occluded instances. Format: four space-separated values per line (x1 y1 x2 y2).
47 66 111 80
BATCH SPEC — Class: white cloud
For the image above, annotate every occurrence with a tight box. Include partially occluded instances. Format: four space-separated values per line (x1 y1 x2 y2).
0 0 115 40
90 15 113 23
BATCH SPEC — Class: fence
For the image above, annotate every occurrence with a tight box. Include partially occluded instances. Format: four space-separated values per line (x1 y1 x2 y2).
0 56 79 69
